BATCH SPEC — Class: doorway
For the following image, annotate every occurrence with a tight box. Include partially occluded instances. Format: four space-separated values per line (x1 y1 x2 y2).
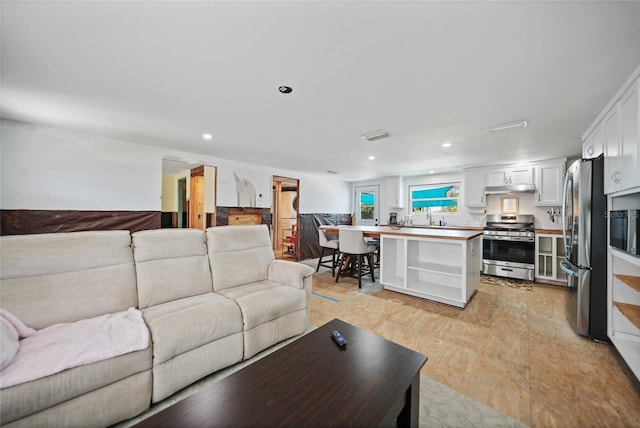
178 178 187 228
354 185 379 226
162 159 217 230
272 176 300 260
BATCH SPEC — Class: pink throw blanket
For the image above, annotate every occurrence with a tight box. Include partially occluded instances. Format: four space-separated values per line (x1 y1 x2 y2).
0 308 149 388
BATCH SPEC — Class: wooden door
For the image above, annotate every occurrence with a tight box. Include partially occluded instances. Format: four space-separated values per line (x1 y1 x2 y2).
189 166 205 230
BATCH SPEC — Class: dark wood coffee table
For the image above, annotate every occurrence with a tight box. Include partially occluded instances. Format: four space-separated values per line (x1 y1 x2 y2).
135 318 427 427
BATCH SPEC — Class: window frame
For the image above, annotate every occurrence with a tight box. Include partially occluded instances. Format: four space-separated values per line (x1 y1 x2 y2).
408 182 460 215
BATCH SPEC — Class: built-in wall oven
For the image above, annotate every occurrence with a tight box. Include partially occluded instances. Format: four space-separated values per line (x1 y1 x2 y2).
482 214 535 281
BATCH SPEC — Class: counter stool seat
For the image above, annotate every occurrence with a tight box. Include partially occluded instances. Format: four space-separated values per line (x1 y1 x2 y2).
316 229 340 276
335 229 376 288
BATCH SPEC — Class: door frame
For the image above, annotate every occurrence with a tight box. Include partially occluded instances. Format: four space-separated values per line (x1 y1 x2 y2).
272 175 300 260
354 185 380 226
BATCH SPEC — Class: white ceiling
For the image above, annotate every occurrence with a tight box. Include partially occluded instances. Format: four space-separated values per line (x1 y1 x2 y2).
3 1 640 181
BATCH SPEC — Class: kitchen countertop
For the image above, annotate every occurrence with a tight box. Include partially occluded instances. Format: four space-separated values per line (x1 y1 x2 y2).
535 229 563 234
383 224 485 231
320 225 483 241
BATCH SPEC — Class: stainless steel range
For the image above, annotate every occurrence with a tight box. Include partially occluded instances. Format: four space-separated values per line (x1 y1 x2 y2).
482 214 535 281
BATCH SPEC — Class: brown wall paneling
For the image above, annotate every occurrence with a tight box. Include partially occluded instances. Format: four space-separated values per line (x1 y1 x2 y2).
1 210 161 235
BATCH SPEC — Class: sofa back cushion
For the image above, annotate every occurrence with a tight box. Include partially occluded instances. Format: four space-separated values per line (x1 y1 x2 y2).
0 231 137 329
132 229 213 308
206 225 274 291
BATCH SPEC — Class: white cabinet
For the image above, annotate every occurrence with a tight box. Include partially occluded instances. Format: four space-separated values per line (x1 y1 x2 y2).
535 234 567 285
604 103 622 193
463 169 486 208
583 122 603 159
604 78 639 194
380 234 481 308
608 249 640 381
386 176 405 208
534 161 564 206
486 166 533 186
619 79 639 191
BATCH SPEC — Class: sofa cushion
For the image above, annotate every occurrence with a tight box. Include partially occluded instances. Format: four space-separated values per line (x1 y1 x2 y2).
207 225 275 291
0 231 137 329
0 317 18 370
150 332 243 403
9 371 152 428
141 293 243 365
218 280 307 331
132 229 214 308
0 347 151 424
0 308 149 389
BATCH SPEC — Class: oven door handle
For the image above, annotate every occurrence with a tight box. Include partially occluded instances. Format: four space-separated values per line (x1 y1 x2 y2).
482 235 535 242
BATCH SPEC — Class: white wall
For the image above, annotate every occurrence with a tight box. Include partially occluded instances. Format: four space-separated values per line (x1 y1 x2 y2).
1 121 160 210
161 173 177 212
0 119 351 214
485 193 562 230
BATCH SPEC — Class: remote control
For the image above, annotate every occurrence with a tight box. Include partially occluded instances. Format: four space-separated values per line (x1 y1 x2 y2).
331 330 347 348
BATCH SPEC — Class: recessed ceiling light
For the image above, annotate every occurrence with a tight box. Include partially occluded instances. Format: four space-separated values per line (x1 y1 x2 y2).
429 170 435 174
202 133 212 140
368 155 375 160
488 120 528 133
278 86 293 94
442 142 452 148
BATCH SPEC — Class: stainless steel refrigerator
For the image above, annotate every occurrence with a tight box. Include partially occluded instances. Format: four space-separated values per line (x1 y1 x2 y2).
560 156 608 341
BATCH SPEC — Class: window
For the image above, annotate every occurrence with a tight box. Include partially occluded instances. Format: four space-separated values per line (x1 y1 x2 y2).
359 191 375 219
410 183 459 214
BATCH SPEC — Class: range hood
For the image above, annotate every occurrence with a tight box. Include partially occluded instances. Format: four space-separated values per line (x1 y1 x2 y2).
484 183 535 194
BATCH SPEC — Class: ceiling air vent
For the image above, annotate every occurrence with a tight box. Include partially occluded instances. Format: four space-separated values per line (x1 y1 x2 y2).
361 130 390 142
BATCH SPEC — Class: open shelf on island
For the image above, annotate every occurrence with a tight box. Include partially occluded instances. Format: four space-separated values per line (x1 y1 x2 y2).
406 261 462 277
380 233 481 308
614 302 640 330
616 274 640 293
404 280 462 306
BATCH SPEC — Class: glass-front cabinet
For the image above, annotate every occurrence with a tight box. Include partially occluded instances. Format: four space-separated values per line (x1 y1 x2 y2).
535 233 567 285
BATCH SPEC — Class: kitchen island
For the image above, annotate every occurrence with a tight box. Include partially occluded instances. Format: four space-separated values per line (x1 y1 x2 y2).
320 225 482 308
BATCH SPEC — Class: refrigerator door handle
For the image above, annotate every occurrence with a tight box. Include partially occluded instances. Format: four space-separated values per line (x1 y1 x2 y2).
561 171 573 257
560 259 577 277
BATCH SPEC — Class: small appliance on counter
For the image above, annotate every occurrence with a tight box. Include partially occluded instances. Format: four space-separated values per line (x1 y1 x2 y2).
389 213 398 225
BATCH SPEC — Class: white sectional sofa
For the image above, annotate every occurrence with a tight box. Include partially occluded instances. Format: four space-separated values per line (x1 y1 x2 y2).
0 225 314 427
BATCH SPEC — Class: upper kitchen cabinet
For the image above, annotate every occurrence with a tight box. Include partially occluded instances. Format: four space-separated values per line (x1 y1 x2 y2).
486 165 533 186
463 168 486 208
604 103 622 193
386 176 405 208
601 77 639 194
535 160 565 206
583 121 603 159
619 79 639 191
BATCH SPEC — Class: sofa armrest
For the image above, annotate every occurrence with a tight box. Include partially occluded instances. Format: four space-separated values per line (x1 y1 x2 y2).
268 260 314 290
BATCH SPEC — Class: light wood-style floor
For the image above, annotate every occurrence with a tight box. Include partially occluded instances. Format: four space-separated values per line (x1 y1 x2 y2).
307 264 640 427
